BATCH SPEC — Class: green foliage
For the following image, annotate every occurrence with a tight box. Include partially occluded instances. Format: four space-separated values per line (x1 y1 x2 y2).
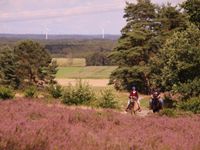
48 84 63 99
110 0 157 93
0 86 14 100
177 97 200 114
109 66 150 92
43 60 58 84
173 78 200 100
0 47 20 88
24 86 37 98
45 39 116 58
159 108 177 117
163 95 176 108
14 40 53 86
62 80 95 105
0 40 57 89
182 0 200 28
98 88 118 109
151 24 200 98
110 0 187 93
86 52 111 66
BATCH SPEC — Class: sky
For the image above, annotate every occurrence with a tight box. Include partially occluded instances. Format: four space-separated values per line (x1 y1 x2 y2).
0 0 185 35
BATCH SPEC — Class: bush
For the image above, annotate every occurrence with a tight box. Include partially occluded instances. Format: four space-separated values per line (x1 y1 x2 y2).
0 86 14 100
24 86 37 98
48 84 63 99
172 78 200 100
163 94 176 108
62 80 95 105
98 88 118 109
177 97 200 114
159 109 177 117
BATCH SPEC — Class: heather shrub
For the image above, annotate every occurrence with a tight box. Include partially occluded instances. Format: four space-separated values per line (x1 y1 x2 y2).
48 84 63 99
159 108 177 117
177 97 200 114
0 86 14 100
62 80 95 105
98 88 118 109
0 135 49 150
24 86 37 98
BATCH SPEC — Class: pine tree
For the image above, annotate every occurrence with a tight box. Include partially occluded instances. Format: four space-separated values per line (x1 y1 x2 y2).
0 47 20 88
110 0 187 93
182 0 200 28
14 40 52 86
110 0 161 93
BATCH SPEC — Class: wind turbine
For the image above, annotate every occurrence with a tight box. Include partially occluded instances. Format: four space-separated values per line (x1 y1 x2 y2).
99 26 105 39
102 28 105 39
45 27 49 40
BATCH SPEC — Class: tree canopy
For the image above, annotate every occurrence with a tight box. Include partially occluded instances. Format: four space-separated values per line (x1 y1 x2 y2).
0 40 57 88
109 0 187 93
182 0 200 28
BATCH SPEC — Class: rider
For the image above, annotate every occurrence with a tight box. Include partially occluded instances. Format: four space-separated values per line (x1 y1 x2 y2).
149 90 164 109
126 86 141 112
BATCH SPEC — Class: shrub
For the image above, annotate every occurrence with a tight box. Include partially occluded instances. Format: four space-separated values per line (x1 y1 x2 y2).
172 78 200 100
62 80 95 105
177 97 200 114
48 84 63 99
98 88 118 109
24 86 37 98
0 86 14 100
159 109 177 117
163 94 176 108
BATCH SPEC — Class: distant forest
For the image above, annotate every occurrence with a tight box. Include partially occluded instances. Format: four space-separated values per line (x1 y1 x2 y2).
0 35 118 65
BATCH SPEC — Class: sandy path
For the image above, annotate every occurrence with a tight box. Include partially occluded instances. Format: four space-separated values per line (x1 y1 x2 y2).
56 79 109 87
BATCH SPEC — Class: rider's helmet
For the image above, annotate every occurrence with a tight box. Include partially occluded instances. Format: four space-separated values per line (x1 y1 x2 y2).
132 86 136 90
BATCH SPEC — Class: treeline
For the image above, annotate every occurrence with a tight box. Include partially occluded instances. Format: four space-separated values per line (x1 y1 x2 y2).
110 0 200 100
45 39 116 58
0 38 117 66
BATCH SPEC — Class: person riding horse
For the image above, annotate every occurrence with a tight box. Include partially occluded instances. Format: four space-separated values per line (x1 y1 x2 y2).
149 90 164 112
126 86 141 112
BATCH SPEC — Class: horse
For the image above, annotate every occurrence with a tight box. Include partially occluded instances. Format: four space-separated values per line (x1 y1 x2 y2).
126 97 140 115
151 98 163 113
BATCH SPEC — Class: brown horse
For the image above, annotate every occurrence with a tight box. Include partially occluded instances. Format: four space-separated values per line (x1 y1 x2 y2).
126 98 140 115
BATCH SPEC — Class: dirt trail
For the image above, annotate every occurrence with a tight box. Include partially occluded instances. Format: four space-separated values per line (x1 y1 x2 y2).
121 96 152 117
47 101 152 117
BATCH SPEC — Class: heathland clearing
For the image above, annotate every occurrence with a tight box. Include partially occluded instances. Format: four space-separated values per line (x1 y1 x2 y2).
0 99 199 150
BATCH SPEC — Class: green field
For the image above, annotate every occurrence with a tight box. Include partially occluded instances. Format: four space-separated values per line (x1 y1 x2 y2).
56 66 117 79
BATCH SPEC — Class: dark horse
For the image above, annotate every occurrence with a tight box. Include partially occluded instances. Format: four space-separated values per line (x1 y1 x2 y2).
150 98 163 113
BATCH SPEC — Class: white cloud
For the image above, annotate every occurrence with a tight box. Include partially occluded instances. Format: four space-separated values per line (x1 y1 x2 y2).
0 0 186 22
0 0 186 34
0 2 125 22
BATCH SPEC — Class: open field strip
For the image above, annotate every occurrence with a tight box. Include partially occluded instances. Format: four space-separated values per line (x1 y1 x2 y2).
53 58 86 67
56 79 110 87
56 66 117 79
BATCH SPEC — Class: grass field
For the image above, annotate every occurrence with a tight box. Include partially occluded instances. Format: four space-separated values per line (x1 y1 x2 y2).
53 58 86 67
56 66 117 79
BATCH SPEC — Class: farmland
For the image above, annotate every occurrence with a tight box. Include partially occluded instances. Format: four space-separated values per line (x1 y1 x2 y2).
0 99 200 150
56 66 117 79
53 58 86 67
